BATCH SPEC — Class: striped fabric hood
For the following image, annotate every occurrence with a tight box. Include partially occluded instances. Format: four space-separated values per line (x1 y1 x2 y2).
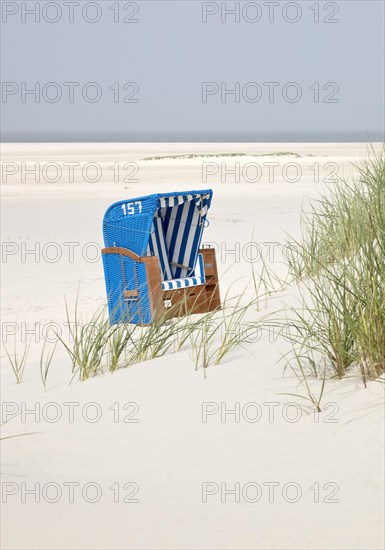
158 193 210 218
103 189 213 282
149 192 212 280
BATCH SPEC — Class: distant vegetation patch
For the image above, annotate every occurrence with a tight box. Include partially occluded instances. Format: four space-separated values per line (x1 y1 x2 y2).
143 152 301 161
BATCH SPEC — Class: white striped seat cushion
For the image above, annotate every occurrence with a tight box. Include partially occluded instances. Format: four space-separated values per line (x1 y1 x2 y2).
161 276 204 291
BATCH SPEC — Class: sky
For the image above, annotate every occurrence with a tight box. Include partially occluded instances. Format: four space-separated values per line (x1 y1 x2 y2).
1 0 384 141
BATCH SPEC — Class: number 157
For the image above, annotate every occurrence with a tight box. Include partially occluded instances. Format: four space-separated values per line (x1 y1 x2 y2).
121 201 142 215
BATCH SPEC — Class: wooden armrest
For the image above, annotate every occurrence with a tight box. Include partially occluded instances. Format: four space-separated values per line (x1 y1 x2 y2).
102 246 145 263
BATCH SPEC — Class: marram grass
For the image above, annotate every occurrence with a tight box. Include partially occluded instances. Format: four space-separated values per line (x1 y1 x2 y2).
286 147 385 382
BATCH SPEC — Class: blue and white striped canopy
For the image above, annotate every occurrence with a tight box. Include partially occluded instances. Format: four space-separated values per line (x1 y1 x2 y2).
103 189 213 283
158 193 210 218
149 192 212 280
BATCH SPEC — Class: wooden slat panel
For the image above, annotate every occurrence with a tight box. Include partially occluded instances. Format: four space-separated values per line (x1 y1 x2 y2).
144 256 164 322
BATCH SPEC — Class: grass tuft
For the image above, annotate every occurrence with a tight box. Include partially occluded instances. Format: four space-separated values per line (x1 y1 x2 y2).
3 338 31 384
285 146 385 384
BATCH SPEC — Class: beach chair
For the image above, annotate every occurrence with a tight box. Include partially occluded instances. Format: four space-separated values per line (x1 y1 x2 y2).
102 189 221 325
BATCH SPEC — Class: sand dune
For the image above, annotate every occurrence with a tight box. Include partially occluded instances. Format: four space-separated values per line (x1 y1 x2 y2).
1 143 384 550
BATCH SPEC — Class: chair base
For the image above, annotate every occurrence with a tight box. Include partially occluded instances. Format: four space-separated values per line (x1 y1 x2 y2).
148 247 221 323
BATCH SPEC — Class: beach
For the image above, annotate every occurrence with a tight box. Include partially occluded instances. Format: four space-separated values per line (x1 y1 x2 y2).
1 142 384 550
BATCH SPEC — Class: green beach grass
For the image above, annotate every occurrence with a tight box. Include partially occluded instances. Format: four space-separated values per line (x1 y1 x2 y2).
285 147 385 383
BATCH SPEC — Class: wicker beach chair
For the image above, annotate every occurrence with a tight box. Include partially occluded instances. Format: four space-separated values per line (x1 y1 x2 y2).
102 190 221 325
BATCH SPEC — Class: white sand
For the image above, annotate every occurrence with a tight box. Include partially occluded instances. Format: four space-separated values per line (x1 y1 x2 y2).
1 143 384 550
